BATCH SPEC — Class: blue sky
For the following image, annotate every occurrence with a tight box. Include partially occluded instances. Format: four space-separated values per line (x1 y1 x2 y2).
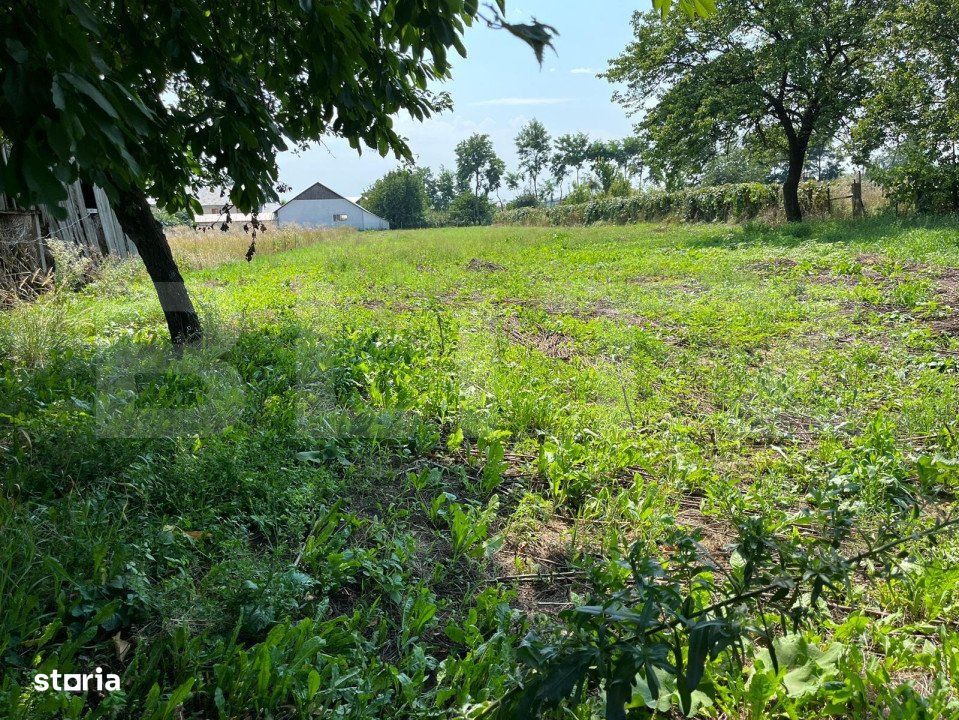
277 1 647 199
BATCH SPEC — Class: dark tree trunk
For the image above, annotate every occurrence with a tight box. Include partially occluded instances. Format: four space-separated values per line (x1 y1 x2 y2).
111 185 202 345
782 143 807 223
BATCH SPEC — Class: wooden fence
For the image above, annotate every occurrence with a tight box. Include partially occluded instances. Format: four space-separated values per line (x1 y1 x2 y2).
0 147 136 301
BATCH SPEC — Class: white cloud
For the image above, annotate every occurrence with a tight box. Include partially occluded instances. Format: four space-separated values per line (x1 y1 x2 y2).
570 67 596 75
472 97 572 107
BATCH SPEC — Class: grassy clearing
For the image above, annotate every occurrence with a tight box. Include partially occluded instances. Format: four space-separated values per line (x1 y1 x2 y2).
3 216 959 717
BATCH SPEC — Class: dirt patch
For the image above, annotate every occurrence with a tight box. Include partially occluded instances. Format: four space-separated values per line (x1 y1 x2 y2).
494 517 581 615
354 298 416 312
934 267 959 304
503 316 576 361
467 258 506 272
629 275 707 296
749 258 859 287
583 299 657 329
675 497 737 560
922 267 959 337
748 258 799 275
930 316 959 336
496 297 664 335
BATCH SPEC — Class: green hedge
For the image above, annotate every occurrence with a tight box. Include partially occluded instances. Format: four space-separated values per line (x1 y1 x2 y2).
494 182 834 226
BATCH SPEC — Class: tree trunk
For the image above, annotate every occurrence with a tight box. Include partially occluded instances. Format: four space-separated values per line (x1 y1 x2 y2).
851 171 865 218
782 144 806 223
111 185 202 345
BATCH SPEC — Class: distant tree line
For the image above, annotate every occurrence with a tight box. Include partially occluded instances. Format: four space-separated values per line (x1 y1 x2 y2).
361 122 654 228
366 0 959 230
361 120 847 229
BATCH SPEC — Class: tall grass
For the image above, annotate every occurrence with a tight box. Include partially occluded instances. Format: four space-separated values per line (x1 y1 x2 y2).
166 224 357 270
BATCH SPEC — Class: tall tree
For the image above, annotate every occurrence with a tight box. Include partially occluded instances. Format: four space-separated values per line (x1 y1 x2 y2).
853 0 959 212
454 134 504 197
0 0 555 344
414 166 436 206
805 142 843 181
432 167 458 211
619 136 645 184
554 133 592 184
605 0 888 221
515 119 552 197
549 152 569 200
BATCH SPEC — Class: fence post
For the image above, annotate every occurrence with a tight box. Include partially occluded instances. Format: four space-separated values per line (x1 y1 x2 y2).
852 171 865 218
31 211 46 272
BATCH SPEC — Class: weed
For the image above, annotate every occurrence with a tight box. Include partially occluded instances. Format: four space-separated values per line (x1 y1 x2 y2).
4 217 959 718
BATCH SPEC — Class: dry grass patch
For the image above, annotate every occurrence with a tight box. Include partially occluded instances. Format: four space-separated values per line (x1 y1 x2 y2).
503 315 577 361
167 224 356 270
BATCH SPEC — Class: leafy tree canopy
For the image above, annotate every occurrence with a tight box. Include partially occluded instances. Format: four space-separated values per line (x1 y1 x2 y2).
853 0 959 211
454 134 505 197
554 133 592 184
360 168 428 229
605 0 889 220
423 166 457 211
515 119 552 197
0 0 556 216
0 0 555 343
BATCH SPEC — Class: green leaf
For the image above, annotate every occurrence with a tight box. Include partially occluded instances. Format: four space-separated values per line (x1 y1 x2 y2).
62 72 120 119
5 39 27 63
535 650 594 706
295 450 324 463
684 622 718 698
164 678 195 718
307 668 321 696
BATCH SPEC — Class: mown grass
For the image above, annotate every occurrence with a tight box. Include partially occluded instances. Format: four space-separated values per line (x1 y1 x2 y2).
3 216 959 718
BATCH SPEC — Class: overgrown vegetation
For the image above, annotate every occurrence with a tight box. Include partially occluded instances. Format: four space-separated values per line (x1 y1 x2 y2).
4 218 959 717
494 181 836 226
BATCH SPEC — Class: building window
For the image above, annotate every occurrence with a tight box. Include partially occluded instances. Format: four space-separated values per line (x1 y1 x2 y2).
333 213 348 222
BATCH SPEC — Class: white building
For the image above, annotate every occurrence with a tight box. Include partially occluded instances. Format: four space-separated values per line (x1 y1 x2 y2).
190 188 279 225
274 182 389 231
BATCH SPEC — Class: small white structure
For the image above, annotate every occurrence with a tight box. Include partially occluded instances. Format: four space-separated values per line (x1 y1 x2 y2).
274 182 389 231
189 188 279 226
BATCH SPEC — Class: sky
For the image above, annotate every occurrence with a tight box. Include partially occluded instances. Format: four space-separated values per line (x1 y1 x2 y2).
276 1 648 200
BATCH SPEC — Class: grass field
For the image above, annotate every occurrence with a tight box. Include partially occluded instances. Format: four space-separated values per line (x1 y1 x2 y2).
4 217 959 717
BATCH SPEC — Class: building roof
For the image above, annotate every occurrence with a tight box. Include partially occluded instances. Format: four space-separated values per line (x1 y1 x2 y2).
287 182 345 202
275 182 385 222
195 187 231 208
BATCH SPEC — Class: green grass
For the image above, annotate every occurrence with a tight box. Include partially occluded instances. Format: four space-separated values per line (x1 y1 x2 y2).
3 216 959 718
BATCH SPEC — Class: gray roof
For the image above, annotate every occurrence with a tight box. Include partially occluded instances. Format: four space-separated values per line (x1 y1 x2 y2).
196 187 230 207
287 182 345 202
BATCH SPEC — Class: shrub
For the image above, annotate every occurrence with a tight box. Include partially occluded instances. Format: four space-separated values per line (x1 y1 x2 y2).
506 193 540 210
869 160 959 214
561 182 594 205
423 208 453 228
447 192 496 226
47 239 94 290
